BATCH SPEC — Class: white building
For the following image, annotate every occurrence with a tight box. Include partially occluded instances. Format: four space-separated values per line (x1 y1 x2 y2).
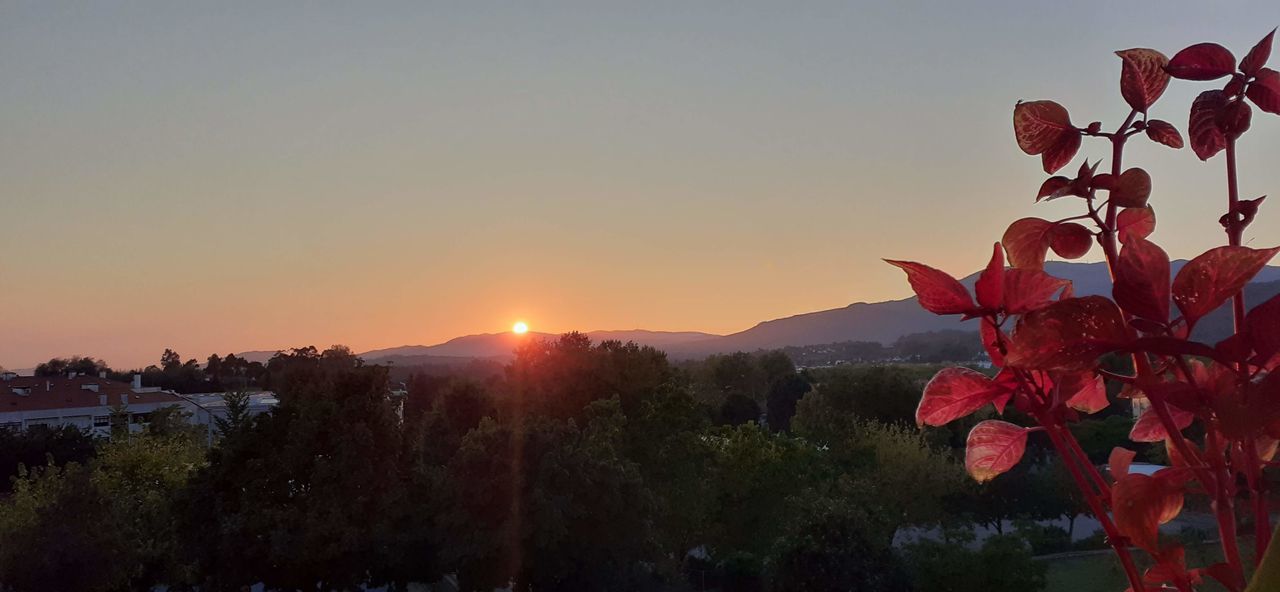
0 371 278 440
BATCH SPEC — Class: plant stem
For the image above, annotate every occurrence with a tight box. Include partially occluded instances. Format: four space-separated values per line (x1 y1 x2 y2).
1245 438 1272 566
1042 421 1145 591
1225 139 1247 326
1207 429 1248 584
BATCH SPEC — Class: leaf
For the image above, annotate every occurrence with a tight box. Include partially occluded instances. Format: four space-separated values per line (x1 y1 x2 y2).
1246 292 1280 362
1013 100 1074 153
1144 120 1184 149
1131 405 1195 442
1218 98 1252 138
1002 218 1053 269
1116 49 1171 112
916 367 1002 427
1041 132 1082 174
1013 101 1080 173
1005 296 1129 370
1189 90 1229 160
1063 372 1108 414
1114 472 1185 552
1003 269 1071 314
976 243 1005 310
980 318 1006 367
1114 236 1171 323
1037 176 1072 201
1110 447 1137 480
886 260 977 316
964 420 1029 483
1240 28 1276 77
1173 245 1280 327
1049 222 1093 259
1166 43 1238 81
1248 68 1280 115
1110 168 1153 208
1117 207 1157 244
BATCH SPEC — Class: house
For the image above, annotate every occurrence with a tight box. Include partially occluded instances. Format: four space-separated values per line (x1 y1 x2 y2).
0 371 193 437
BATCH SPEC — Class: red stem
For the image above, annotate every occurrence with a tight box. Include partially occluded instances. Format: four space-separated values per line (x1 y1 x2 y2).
1042 420 1145 590
1244 438 1272 566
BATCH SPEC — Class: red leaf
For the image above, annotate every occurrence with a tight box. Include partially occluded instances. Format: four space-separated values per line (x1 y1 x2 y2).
1246 292 1280 362
1116 49 1171 112
1003 269 1071 314
1189 90 1228 160
1005 296 1129 370
1114 236 1171 323
965 420 1029 483
916 367 1003 427
1240 28 1276 76
1114 472 1185 552
1131 405 1194 442
1117 207 1157 244
1013 100 1075 154
886 260 976 315
1166 43 1237 81
1144 120 1184 149
1248 68 1280 114
980 318 1007 367
1172 245 1280 327
1037 176 1072 202
1110 447 1137 481
1002 218 1053 270
1049 222 1093 259
1217 98 1252 138
1110 168 1153 208
1063 372 1108 414
1041 131 1081 174
976 243 1005 310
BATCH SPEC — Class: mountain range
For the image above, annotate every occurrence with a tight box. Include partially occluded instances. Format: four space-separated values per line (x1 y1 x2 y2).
238 261 1280 366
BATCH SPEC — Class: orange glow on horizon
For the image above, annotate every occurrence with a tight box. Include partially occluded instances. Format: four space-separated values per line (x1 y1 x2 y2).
512 321 529 334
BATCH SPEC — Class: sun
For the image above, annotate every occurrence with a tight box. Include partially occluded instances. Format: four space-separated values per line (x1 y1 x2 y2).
512 321 529 334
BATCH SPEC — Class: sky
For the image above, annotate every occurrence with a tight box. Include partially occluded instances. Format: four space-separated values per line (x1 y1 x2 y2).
3 2 1280 370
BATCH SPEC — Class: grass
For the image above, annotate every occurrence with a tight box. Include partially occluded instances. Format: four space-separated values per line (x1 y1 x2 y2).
1044 540 1255 592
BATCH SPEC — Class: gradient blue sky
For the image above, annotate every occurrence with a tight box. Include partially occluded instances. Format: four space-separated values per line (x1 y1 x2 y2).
3 2 1279 369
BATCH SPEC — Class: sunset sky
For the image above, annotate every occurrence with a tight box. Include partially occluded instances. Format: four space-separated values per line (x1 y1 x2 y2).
3 2 1280 369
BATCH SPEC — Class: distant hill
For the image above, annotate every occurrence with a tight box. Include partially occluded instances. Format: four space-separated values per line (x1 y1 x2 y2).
233 350 281 364
352 260 1280 365
360 330 721 365
662 261 1280 358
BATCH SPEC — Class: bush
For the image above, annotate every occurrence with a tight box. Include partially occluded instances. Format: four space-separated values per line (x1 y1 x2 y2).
903 534 1047 592
1014 520 1072 555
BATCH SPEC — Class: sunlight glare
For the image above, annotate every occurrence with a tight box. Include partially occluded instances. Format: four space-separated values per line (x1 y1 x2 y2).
512 321 529 334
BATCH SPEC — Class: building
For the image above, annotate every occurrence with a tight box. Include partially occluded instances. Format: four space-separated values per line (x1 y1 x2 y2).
0 371 192 437
0 371 278 439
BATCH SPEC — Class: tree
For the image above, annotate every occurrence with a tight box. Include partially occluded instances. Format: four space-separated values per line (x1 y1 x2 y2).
765 373 811 432
903 534 1047 592
211 389 253 438
34 356 109 377
0 432 205 591
719 393 761 426
177 358 411 590
0 424 97 495
443 404 658 591
767 498 912 592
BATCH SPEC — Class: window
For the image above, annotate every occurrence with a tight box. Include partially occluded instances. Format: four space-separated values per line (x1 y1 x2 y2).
93 415 110 427
0 421 21 431
129 412 151 425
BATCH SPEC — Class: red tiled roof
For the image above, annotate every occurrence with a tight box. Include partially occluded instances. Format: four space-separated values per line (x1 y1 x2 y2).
1 375 184 414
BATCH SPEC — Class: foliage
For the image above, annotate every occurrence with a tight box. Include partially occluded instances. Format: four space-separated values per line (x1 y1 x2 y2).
903 533 1048 592
0 433 205 591
890 29 1280 591
175 356 410 591
0 424 96 494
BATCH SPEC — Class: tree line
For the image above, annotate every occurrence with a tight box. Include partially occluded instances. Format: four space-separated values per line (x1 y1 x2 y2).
1 335 1155 591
